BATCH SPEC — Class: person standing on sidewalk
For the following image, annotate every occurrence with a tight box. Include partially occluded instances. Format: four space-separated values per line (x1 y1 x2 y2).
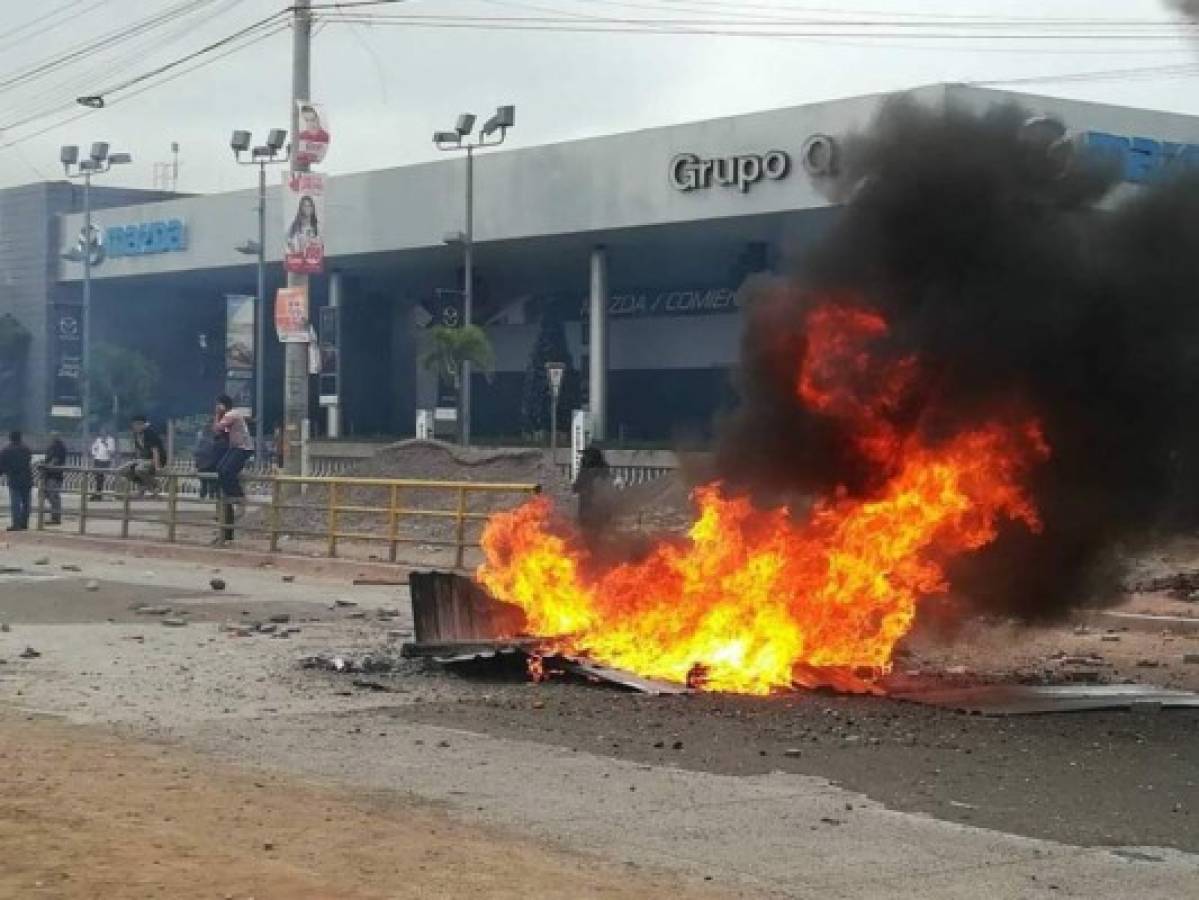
90 428 116 500
0 431 33 531
41 432 67 525
212 394 254 543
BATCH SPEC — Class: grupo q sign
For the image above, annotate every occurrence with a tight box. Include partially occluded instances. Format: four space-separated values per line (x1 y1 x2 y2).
669 134 837 194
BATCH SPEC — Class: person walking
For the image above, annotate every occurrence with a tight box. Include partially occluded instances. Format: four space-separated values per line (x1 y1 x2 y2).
0 431 33 531
89 428 116 500
126 415 165 497
41 432 67 525
212 394 254 543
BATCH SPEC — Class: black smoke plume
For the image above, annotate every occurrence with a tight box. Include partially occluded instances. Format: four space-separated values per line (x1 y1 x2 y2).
717 97 1199 618
1167 0 1199 20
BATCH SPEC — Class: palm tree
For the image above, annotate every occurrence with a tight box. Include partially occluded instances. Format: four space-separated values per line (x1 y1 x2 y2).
419 324 495 388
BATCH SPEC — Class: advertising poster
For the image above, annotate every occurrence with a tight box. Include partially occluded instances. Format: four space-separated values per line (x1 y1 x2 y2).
275 286 310 343
283 171 326 274
50 303 83 419
225 294 255 416
295 100 330 165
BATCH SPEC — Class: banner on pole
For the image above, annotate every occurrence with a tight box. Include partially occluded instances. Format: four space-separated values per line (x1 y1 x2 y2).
275 286 309 343
295 100 330 166
224 294 255 416
50 303 83 419
283 171 325 274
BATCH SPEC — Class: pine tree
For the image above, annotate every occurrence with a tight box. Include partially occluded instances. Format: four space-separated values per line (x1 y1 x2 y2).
520 309 580 438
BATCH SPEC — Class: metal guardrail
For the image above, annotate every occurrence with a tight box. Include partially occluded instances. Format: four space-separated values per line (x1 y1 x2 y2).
30 466 540 568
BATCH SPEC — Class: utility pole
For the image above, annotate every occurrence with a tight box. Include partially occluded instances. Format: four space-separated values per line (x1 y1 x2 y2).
284 0 312 476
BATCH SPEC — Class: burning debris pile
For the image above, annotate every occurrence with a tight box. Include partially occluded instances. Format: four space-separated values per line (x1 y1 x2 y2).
473 96 1199 696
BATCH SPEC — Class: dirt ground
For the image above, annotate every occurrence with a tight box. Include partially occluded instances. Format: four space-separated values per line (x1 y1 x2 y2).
0 709 726 900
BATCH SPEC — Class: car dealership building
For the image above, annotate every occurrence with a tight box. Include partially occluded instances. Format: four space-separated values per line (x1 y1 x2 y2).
5 82 1199 443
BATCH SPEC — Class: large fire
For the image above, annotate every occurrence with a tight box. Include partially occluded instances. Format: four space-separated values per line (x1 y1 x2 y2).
477 300 1049 695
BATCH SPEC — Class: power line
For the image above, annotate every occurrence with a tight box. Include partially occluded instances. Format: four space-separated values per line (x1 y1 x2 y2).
318 11 1197 42
0 0 252 129
0 8 286 138
0 0 106 52
968 62 1199 88
0 0 218 94
0 19 289 152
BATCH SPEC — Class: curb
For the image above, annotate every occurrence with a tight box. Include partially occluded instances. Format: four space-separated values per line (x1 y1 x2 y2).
2 530 440 584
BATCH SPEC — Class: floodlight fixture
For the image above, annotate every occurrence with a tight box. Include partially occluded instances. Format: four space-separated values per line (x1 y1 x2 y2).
266 128 287 151
230 129 252 154
442 230 465 246
108 152 131 165
89 142 109 163
455 113 476 136
76 95 104 109
481 105 515 138
433 130 460 145
60 145 79 168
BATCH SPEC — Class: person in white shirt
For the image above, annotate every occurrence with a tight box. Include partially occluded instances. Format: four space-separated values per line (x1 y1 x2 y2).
90 429 116 500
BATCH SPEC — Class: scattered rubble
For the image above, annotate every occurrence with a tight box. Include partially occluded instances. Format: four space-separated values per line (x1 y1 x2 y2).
209 578 226 592
33 557 49 566
300 654 396 675
19 647 41 659
84 580 100 592
162 618 187 628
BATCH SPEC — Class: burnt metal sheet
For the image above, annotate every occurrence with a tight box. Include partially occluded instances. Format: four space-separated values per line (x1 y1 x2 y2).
892 683 1199 716
557 657 692 696
400 638 541 661
408 571 528 644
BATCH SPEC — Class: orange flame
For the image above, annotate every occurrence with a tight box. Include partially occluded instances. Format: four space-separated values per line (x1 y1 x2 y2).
477 301 1049 695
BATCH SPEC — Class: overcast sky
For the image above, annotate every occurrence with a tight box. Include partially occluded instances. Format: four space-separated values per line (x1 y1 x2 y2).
1 0 1198 193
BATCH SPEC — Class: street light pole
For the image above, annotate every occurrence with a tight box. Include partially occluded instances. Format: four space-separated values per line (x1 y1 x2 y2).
256 161 266 443
81 169 92 456
463 144 474 446
231 128 288 442
60 142 132 457
434 105 516 447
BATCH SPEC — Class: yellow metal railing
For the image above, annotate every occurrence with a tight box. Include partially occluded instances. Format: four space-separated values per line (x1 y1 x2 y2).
32 466 539 568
